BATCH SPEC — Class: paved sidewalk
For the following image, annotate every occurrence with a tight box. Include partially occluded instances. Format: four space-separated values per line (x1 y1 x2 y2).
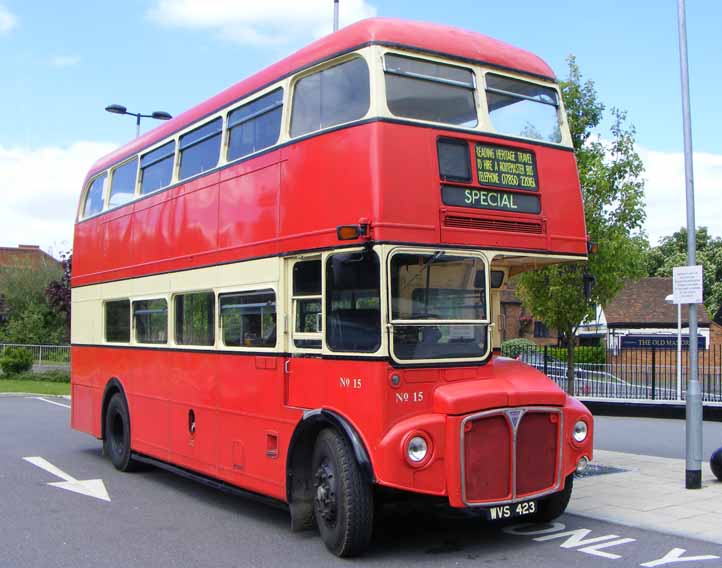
570 450 722 545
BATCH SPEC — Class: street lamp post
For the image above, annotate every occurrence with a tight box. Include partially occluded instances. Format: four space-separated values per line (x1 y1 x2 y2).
677 0 702 490
665 294 683 401
104 104 172 137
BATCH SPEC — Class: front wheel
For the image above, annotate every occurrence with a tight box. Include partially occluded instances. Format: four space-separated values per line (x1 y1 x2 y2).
311 429 374 557
534 474 573 522
103 393 137 472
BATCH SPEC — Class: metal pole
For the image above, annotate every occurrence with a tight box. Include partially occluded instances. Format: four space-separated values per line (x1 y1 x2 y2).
135 114 141 138
677 0 702 490
333 0 339 32
677 302 682 401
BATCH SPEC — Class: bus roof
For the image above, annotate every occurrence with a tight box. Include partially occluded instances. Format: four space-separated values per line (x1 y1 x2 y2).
88 17 556 177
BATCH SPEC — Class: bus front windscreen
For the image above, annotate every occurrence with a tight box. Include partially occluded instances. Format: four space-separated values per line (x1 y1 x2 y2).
390 252 488 361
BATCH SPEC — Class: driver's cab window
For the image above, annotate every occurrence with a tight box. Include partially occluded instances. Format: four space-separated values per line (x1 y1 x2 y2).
292 259 322 349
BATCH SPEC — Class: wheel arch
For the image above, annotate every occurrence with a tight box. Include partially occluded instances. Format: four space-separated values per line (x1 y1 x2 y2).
100 377 127 441
285 409 375 531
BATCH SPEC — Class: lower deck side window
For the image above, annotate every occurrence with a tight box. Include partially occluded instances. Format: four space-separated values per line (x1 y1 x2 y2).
105 300 130 342
133 299 168 344
175 292 215 346
220 290 276 348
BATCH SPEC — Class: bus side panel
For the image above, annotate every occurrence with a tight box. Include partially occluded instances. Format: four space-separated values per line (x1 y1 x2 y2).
167 351 219 476
173 172 220 257
279 125 376 253
108 347 172 462
219 160 280 253
215 354 299 501
287 357 389 461
70 346 101 437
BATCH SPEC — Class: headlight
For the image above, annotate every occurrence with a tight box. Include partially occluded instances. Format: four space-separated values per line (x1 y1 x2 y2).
407 436 428 463
573 420 588 443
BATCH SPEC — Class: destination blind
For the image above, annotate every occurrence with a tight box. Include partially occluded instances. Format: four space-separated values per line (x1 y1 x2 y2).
475 144 538 191
441 185 541 214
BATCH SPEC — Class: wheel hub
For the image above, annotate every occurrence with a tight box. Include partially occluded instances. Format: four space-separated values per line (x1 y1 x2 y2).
314 460 337 525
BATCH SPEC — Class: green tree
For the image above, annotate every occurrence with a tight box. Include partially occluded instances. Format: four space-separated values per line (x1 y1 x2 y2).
645 227 722 317
518 57 647 394
0 260 65 344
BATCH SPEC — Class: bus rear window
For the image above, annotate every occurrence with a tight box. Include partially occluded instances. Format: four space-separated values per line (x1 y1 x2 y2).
290 57 370 137
486 74 561 143
384 54 477 127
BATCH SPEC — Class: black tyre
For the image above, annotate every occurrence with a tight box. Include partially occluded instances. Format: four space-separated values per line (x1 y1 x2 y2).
311 428 374 557
103 393 137 472
534 474 573 522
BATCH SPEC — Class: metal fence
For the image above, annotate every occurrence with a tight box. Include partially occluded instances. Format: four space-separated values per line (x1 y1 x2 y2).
511 344 722 403
0 343 70 365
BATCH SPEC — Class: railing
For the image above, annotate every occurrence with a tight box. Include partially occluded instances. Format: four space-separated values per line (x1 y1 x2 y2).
0 343 70 365
509 344 722 403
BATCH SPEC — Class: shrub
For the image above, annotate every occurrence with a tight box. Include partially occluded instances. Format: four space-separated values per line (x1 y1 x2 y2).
11 370 70 383
0 347 34 376
547 345 606 365
501 338 539 358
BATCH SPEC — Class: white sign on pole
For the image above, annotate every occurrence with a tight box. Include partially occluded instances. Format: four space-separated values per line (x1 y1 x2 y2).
672 265 703 305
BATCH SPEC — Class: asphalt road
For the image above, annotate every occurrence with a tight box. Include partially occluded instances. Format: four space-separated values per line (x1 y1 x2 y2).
2 395 721 568
594 415 722 460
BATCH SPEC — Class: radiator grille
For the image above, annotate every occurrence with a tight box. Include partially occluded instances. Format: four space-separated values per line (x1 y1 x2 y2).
463 415 512 502
462 408 560 505
516 412 560 496
444 215 543 234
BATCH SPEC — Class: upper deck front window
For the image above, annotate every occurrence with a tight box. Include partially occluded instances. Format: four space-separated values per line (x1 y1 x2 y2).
384 54 477 127
486 74 561 143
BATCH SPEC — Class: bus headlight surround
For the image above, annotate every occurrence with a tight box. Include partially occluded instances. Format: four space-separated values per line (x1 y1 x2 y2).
404 433 431 466
573 420 588 443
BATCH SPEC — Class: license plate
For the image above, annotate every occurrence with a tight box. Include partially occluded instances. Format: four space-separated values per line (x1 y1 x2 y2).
484 500 537 521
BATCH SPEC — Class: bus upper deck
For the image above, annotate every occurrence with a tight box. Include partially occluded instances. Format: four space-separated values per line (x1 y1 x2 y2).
73 18 586 289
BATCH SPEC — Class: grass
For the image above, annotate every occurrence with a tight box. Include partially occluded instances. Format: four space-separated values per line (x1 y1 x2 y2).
0 379 70 395
0 369 70 395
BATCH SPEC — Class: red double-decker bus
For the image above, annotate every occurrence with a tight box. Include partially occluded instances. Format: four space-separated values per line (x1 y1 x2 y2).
71 18 593 556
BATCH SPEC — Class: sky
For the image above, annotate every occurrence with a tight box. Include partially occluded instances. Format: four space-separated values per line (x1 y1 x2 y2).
0 0 720 256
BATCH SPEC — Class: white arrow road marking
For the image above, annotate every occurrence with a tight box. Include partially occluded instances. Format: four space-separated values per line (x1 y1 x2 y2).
23 457 110 502
32 397 70 409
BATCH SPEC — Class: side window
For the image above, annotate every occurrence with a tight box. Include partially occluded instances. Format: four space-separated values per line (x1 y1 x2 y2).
290 57 370 137
179 117 222 180
175 292 215 346
140 141 175 194
133 299 168 344
219 290 277 348
292 260 322 349
105 300 130 342
326 251 381 352
82 173 106 218
108 157 138 209
227 88 283 162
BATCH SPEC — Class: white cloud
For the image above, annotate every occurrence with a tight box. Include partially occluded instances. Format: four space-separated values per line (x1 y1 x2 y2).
0 142 117 254
0 3 17 34
147 0 376 45
639 147 722 244
50 55 81 68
